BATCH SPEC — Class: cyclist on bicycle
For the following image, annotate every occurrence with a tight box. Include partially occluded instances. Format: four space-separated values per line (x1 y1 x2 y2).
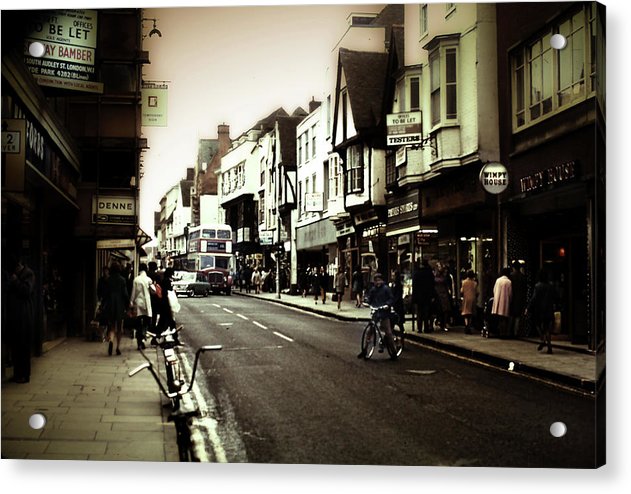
358 272 398 360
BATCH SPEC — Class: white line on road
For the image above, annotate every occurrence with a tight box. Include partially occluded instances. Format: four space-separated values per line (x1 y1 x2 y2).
223 308 234 314
212 304 221 308
252 321 267 330
273 331 294 342
219 323 233 326
237 314 249 320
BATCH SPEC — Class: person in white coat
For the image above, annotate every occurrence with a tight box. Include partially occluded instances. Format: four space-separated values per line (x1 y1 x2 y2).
491 267 513 338
130 263 153 350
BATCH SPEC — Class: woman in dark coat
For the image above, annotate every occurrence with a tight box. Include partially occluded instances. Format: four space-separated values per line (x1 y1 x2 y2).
525 269 556 354
104 261 129 356
157 267 176 331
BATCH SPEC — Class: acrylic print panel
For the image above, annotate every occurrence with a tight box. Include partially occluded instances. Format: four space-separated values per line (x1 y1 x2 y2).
1 0 606 474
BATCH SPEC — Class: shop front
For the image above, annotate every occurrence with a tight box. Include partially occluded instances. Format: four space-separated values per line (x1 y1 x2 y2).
385 189 420 297
507 158 593 347
2 54 82 365
419 167 495 301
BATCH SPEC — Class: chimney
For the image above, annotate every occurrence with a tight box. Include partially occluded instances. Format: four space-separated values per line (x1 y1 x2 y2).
309 97 321 113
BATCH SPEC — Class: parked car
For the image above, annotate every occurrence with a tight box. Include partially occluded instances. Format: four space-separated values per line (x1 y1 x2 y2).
172 270 211 297
202 267 232 295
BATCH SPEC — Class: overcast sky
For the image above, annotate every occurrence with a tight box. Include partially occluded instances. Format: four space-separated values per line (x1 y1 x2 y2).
139 2 385 234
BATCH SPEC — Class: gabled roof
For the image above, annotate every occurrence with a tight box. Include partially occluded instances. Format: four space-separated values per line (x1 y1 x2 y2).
276 110 307 169
339 48 388 130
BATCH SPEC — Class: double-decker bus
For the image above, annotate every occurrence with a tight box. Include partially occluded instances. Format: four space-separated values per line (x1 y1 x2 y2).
185 223 234 294
186 223 234 271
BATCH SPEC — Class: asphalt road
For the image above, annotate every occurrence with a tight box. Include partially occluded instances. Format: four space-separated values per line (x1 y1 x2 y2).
173 293 597 467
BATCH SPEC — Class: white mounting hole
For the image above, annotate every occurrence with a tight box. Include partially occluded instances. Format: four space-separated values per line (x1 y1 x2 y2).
550 34 567 50
28 41 46 58
29 413 47 430
549 421 567 438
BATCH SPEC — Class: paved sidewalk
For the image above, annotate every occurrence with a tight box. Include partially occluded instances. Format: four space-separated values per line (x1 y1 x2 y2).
1 336 179 461
234 288 604 396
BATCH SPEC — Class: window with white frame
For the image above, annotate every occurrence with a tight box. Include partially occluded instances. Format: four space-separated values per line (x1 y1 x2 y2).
394 73 421 112
429 42 458 126
328 154 342 199
311 124 317 158
419 4 428 38
297 135 302 165
346 144 363 194
511 4 603 130
259 192 265 224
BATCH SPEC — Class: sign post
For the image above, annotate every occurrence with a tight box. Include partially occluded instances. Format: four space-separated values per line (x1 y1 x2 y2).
479 162 509 272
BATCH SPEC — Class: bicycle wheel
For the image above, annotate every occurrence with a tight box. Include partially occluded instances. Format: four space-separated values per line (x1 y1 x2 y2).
165 363 182 411
361 323 377 359
390 330 404 358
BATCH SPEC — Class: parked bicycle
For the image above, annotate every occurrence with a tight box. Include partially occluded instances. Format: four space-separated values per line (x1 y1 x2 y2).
129 325 222 461
359 304 404 360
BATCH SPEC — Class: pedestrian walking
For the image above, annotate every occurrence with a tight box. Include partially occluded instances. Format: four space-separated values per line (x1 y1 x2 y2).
412 259 435 333
433 266 453 332
147 261 162 331
391 270 405 333
334 267 347 310
157 267 176 332
252 267 262 294
460 270 478 334
6 256 36 383
492 267 513 338
351 268 364 308
311 267 321 304
509 260 527 337
320 266 330 304
130 263 153 350
103 261 129 356
525 269 556 354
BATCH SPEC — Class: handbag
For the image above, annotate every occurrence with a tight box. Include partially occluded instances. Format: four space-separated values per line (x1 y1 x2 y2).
167 289 181 313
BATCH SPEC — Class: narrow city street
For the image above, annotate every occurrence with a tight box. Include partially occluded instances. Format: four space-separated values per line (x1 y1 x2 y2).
174 295 596 467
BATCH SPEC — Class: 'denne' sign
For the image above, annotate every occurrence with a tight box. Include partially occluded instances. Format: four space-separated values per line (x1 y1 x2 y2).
92 195 136 225
479 162 508 194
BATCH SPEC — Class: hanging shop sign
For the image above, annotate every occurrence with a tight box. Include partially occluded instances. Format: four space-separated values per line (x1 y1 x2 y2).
305 192 324 212
142 81 169 127
92 195 136 225
2 119 26 191
479 162 509 194
386 111 423 146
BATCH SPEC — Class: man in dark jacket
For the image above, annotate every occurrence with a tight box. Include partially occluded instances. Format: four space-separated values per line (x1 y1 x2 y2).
412 259 435 333
7 257 36 383
359 273 398 360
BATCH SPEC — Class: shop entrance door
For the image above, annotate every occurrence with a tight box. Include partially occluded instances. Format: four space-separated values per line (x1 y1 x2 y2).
343 248 358 301
540 236 587 343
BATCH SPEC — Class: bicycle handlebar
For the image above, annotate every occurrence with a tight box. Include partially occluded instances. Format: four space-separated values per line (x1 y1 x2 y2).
129 344 223 399
362 303 391 311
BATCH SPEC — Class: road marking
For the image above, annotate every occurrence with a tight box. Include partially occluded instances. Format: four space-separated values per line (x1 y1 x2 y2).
273 331 294 342
219 323 233 326
252 321 267 330
223 308 234 314
212 304 221 308
407 369 437 375
237 314 249 320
